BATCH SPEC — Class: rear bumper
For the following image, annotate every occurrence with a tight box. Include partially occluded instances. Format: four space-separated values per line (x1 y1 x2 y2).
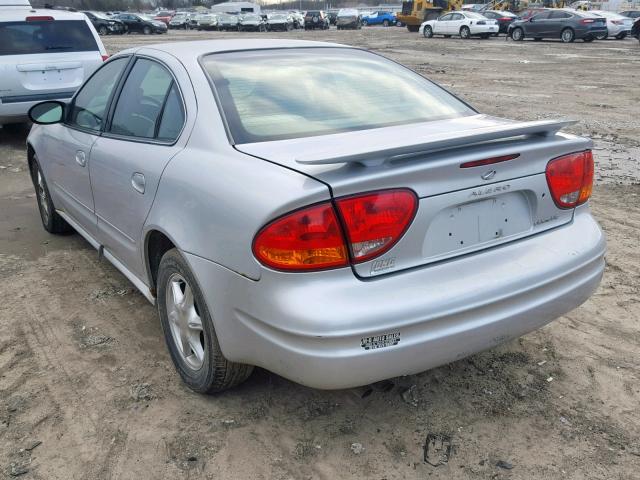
470 24 499 35
186 207 605 389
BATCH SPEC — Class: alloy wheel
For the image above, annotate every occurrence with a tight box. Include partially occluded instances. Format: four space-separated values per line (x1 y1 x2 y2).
36 170 49 224
165 273 205 370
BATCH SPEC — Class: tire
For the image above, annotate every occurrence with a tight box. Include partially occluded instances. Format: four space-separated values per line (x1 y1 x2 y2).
98 25 108 36
362 19 368 26
157 249 254 393
143 26 151 35
31 157 73 234
511 27 524 41
561 27 575 43
615 33 626 39
407 24 419 32
595 32 607 40
460 26 471 39
383 19 389 27
423 25 433 38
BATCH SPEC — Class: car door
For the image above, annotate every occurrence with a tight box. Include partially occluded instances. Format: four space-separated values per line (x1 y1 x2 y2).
122 14 140 32
527 10 552 36
548 10 572 37
433 13 451 34
449 12 465 35
89 54 189 279
41 56 129 237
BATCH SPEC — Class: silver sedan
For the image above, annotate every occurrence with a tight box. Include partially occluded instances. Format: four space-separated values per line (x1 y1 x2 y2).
26 40 605 392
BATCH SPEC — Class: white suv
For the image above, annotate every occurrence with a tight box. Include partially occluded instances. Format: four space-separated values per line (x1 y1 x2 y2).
0 6 107 125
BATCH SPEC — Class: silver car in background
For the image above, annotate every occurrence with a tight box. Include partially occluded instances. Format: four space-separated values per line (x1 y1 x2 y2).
26 40 605 393
0 7 107 125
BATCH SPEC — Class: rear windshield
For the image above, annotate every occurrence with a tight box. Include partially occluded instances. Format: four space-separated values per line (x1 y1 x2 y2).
0 20 98 56
202 48 474 144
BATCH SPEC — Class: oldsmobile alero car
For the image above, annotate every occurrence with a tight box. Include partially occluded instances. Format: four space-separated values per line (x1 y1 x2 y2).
25 40 606 393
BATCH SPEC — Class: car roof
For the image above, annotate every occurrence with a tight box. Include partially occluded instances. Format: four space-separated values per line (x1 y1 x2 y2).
0 7 89 21
120 39 346 57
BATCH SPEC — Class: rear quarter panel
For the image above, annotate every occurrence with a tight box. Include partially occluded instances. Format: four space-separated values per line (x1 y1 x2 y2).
142 52 330 281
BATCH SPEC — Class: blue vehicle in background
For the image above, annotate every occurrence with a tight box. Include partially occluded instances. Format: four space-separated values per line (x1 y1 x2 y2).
361 11 397 26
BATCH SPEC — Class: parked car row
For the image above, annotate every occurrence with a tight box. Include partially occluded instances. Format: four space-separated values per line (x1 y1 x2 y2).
419 8 637 42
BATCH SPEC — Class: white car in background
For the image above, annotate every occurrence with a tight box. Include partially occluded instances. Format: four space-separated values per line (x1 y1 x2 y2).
420 11 498 39
0 7 107 125
590 10 634 39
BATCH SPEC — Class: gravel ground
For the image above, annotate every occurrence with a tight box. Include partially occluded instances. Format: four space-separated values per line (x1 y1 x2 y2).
0 28 638 480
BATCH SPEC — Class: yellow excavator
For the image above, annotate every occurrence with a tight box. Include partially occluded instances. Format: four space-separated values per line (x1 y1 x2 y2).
397 0 464 32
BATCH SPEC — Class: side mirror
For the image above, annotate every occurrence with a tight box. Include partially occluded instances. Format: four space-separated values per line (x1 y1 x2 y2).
28 101 64 125
529 17 535 22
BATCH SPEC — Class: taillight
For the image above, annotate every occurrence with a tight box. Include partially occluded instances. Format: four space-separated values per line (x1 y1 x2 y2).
335 189 417 263
26 16 54 21
545 151 594 209
460 153 520 168
253 189 417 271
101 55 110 62
580 18 595 24
499 17 512 21
252 203 348 271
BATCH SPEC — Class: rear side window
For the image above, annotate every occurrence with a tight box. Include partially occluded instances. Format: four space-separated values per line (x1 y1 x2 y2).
550 11 571 19
0 20 98 56
110 58 184 141
157 84 185 141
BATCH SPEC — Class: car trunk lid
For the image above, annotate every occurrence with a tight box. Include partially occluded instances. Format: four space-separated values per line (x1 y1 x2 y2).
236 114 591 277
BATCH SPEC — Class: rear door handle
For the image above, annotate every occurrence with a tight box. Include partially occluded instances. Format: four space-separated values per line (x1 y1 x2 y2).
75 150 86 167
131 172 145 194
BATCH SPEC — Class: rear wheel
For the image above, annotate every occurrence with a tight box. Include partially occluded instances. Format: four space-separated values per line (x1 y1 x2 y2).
157 249 254 393
615 32 626 39
362 19 368 26
595 31 608 40
31 157 72 234
460 26 471 39
407 24 419 32
511 27 524 41
98 25 108 35
423 25 433 38
561 27 575 43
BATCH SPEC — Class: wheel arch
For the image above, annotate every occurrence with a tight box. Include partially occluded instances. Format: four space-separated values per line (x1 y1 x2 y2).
144 227 179 296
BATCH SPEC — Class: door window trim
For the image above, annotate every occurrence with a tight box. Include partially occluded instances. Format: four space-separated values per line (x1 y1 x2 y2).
101 55 186 146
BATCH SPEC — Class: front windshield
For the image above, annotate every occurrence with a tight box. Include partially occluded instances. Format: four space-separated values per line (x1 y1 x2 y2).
242 15 260 21
202 48 474 143
338 9 357 16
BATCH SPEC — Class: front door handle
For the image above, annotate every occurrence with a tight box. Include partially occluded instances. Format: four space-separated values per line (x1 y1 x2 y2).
75 150 86 167
131 172 145 194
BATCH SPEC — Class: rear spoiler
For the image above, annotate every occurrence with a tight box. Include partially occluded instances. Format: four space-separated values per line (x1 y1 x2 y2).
295 119 577 167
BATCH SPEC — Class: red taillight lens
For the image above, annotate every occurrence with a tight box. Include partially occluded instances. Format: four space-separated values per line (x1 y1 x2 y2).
101 55 110 62
252 202 348 271
253 189 418 271
580 18 595 24
545 151 594 209
335 189 417 263
499 17 512 21
460 153 520 168
26 16 54 21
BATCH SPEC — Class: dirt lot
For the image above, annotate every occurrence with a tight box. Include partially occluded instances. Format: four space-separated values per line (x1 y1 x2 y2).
1 28 639 479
